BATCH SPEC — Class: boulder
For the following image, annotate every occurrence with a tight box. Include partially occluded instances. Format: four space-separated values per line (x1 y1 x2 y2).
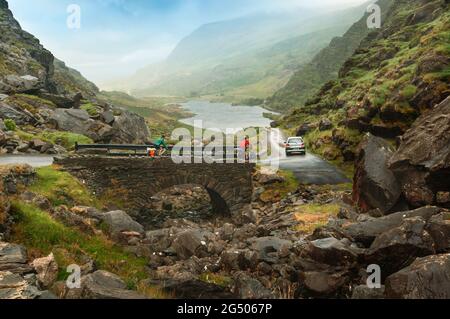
0 242 32 274
297 270 349 298
342 206 442 247
250 237 292 264
389 97 450 207
233 272 273 299
100 210 144 237
296 123 311 137
0 271 42 299
171 229 213 259
101 111 115 125
319 118 333 131
385 254 450 299
353 133 401 214
302 237 362 266
365 217 435 277
81 270 145 299
31 253 58 289
220 249 258 271
1 75 42 93
0 101 38 125
426 211 450 253
49 108 91 133
37 92 78 109
111 110 151 144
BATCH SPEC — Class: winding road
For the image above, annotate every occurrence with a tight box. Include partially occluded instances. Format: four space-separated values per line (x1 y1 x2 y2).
266 128 350 185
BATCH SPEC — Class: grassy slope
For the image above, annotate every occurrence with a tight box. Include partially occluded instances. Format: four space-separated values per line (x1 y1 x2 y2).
8 165 158 294
266 0 395 112
279 0 449 168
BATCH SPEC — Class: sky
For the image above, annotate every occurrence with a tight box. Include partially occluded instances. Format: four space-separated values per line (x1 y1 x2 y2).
8 0 368 86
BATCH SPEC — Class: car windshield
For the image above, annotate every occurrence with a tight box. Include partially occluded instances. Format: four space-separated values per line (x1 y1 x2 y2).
288 138 303 144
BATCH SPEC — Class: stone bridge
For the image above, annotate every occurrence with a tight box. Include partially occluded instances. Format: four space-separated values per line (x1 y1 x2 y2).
55 156 255 217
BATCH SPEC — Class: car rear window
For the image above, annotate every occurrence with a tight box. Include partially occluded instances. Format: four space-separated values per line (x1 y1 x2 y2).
288 138 303 144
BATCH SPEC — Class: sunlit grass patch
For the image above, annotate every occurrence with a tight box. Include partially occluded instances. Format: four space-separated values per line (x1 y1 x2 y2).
30 166 100 208
294 203 340 234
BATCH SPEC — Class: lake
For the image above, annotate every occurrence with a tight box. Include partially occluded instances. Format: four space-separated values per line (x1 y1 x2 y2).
179 100 276 132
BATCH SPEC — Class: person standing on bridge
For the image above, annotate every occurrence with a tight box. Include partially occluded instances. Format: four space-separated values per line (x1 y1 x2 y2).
155 135 169 156
239 136 251 162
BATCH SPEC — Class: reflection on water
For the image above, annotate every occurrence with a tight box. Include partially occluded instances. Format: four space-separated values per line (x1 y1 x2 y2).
0 155 54 167
179 100 276 132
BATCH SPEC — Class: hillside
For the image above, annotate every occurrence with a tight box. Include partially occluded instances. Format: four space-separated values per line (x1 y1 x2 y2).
266 0 394 112
278 0 449 168
0 0 153 155
107 3 372 100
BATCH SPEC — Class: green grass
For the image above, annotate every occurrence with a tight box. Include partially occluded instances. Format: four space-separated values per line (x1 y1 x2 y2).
16 130 93 150
80 103 100 116
10 201 149 289
40 131 93 150
29 166 100 208
3 119 16 131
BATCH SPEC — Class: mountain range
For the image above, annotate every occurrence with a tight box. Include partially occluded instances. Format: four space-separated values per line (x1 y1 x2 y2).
106 2 374 100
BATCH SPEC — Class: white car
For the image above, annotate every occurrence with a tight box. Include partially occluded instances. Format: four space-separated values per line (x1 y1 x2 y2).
285 137 306 156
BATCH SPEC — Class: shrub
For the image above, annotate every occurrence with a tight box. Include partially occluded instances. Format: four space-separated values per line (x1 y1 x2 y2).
4 119 16 131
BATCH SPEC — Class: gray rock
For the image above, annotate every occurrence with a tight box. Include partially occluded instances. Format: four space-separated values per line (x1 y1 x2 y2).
342 206 442 247
0 242 28 264
220 249 258 271
426 211 450 253
100 210 144 236
233 272 273 299
0 271 42 299
385 253 450 299
389 96 450 208
298 270 349 298
81 270 146 299
250 237 292 264
171 229 213 259
111 110 151 144
302 237 362 266
365 217 435 276
101 111 115 125
0 101 38 125
319 118 333 131
353 133 401 214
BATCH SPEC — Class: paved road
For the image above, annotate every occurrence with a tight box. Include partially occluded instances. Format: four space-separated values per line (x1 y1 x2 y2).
279 153 350 185
267 129 350 185
0 155 54 167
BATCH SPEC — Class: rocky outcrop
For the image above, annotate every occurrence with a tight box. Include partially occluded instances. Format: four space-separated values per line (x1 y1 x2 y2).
80 270 146 299
353 134 401 214
341 206 441 247
389 97 450 208
385 254 450 299
111 110 151 144
100 210 144 238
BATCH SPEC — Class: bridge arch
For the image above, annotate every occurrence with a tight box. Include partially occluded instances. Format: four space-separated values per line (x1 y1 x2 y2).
55 156 254 217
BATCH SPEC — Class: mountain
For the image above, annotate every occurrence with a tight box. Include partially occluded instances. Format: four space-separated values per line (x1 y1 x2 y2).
0 0 98 98
266 0 394 112
0 0 153 154
107 3 373 100
278 0 449 169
